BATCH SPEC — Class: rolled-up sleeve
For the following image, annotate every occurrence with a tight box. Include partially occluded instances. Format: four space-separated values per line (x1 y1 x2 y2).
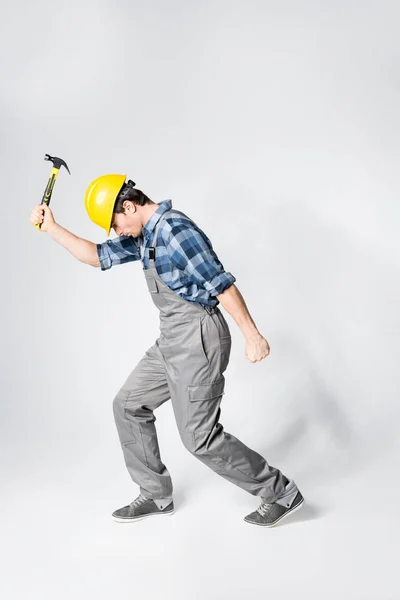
96 235 140 271
162 224 236 296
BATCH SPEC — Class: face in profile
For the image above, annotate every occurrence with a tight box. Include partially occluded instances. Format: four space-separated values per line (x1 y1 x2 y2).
111 203 142 237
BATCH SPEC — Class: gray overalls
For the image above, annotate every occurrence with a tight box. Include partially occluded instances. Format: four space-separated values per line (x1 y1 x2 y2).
112 208 292 509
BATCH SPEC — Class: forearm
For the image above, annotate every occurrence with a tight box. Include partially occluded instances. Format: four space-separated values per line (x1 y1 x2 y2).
216 284 261 340
47 223 100 267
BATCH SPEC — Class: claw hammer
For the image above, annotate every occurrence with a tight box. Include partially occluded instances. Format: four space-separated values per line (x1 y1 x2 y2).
34 154 71 230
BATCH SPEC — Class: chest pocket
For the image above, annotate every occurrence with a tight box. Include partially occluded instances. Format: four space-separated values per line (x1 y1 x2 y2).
146 277 159 294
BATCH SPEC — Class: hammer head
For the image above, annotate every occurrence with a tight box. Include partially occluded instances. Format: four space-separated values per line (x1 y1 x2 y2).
44 154 71 174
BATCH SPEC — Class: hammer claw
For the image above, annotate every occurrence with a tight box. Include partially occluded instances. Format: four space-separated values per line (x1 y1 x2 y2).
44 153 71 174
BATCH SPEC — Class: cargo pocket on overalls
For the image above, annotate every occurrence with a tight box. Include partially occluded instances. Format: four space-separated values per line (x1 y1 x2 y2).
198 317 210 365
186 376 225 432
219 335 232 374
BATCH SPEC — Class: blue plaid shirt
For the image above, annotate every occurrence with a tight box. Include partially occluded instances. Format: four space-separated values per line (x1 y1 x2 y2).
96 199 236 307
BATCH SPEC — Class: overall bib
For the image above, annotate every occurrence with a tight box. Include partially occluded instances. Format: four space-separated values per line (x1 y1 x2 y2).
112 209 290 507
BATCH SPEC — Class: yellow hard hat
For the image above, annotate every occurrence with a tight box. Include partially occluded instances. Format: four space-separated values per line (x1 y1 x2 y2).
84 174 126 235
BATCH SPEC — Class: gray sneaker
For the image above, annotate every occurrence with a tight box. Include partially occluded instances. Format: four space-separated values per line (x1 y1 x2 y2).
244 490 304 527
112 494 175 523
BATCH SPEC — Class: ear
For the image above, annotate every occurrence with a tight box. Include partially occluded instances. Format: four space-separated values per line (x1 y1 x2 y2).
123 200 136 213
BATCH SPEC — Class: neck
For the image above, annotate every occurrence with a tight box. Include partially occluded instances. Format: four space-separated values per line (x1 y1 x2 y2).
140 202 159 227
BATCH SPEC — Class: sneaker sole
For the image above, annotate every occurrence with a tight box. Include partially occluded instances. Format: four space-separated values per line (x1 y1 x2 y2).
244 497 305 528
112 509 175 523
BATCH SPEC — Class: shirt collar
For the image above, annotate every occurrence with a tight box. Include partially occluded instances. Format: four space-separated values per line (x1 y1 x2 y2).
142 199 172 239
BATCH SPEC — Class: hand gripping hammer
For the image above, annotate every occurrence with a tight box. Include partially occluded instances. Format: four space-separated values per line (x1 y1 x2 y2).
34 154 71 230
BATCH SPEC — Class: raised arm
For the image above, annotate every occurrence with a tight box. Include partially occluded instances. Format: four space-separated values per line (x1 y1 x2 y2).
30 203 100 266
47 223 100 267
30 202 139 269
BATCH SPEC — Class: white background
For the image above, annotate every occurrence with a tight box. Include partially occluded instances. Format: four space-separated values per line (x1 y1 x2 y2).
2 1 399 598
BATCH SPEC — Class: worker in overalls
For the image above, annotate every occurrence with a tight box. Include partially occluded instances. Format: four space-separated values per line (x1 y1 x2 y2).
30 174 304 527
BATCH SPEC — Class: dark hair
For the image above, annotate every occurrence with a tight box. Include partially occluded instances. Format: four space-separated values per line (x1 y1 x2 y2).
113 181 153 213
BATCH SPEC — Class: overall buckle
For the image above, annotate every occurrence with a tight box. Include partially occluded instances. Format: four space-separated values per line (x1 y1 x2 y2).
204 305 216 315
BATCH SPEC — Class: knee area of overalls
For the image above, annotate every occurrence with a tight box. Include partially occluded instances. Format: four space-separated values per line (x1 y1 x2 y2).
112 388 131 416
179 429 211 456
113 388 146 420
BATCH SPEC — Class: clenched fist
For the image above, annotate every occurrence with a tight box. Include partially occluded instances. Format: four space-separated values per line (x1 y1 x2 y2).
29 203 56 232
245 334 271 363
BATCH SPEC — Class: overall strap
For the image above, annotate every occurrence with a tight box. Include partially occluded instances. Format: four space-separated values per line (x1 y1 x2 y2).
149 209 187 261
140 208 198 263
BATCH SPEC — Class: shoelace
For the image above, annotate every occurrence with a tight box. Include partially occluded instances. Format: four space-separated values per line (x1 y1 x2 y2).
256 501 274 517
129 494 150 508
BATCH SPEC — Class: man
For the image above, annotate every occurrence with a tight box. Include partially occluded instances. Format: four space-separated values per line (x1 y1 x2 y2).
30 173 304 527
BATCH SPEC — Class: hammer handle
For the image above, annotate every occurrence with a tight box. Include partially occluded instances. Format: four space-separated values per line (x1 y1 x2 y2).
35 167 59 230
